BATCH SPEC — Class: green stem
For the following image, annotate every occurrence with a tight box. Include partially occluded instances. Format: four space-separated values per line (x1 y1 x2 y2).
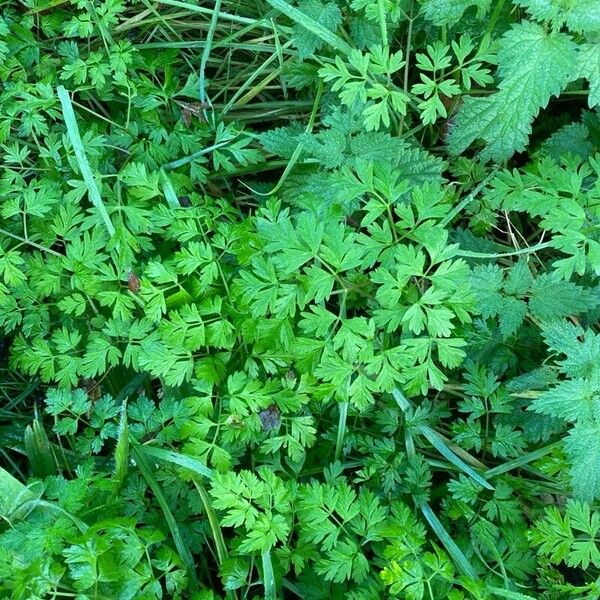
0 227 63 258
335 401 349 461
456 240 553 259
484 0 507 39
194 479 228 566
199 0 222 109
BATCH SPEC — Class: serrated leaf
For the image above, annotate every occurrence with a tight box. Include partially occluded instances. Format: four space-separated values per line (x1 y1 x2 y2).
448 23 577 161
292 0 343 59
515 0 600 33
577 43 600 109
420 0 491 25
565 422 600 501
528 274 599 321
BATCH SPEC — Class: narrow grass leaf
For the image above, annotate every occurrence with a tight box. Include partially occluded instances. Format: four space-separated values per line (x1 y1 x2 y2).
265 0 352 56
456 240 553 259
262 550 277 600
15 499 88 532
113 398 129 491
132 445 199 590
335 400 349 461
156 0 259 25
420 425 493 490
489 588 537 600
440 170 498 227
160 169 181 208
199 0 222 106
135 444 214 479
420 501 479 579
24 420 56 478
57 86 115 236
193 478 228 565
485 442 562 478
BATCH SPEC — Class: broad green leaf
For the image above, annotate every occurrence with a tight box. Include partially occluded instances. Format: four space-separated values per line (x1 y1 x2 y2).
448 23 577 161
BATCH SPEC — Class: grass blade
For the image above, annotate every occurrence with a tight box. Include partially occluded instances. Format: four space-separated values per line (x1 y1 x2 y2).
113 398 129 492
250 80 323 197
484 443 561 478
57 85 115 236
392 388 411 411
15 499 88 532
440 170 497 227
135 444 214 479
24 420 56 478
264 0 352 56
193 478 227 565
132 446 199 590
160 169 181 208
156 0 259 25
456 240 553 259
199 0 222 107
419 501 478 580
392 389 493 489
334 400 348 461
419 426 493 490
262 550 276 600
489 587 537 600
0 467 34 519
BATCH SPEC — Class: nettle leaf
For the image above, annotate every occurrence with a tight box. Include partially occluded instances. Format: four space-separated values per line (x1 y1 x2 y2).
528 274 599 321
420 0 491 25
577 43 600 109
292 0 343 59
259 124 304 158
531 378 600 423
542 122 594 162
515 0 600 33
448 22 577 161
565 423 600 501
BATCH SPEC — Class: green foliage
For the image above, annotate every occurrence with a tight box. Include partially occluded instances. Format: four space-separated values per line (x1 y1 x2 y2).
448 22 577 161
515 0 600 33
420 0 492 26
532 500 600 569
1 0 600 598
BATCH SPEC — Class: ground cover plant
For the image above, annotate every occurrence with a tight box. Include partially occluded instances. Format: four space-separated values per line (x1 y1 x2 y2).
1 0 600 598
